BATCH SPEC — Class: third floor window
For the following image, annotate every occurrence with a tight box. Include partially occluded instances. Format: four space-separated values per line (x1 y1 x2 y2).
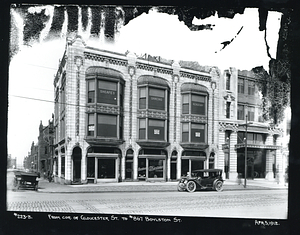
182 93 206 115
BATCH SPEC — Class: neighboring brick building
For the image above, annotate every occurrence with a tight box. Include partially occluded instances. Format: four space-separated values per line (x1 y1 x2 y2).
217 69 284 182
37 120 54 177
24 142 38 172
52 36 221 184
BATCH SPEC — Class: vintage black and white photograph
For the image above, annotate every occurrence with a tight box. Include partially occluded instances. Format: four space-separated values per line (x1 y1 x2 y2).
5 2 295 234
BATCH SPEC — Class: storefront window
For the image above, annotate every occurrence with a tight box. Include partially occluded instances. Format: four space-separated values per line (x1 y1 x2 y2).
148 159 164 178
87 157 95 177
61 155 65 177
181 159 189 176
191 160 204 171
97 159 115 179
138 158 146 179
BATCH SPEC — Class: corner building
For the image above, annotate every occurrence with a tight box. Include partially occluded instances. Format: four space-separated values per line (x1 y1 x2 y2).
53 36 221 184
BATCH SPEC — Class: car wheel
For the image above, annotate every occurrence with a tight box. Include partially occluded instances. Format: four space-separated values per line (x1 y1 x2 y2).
186 181 196 192
177 183 185 192
214 181 223 192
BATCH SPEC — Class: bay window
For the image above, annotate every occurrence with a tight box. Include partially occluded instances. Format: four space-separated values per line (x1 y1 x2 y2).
139 118 166 141
181 83 208 145
85 67 124 141
182 94 206 115
182 122 206 143
137 75 169 143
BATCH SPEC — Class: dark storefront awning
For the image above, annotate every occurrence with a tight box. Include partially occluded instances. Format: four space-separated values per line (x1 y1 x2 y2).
234 143 282 150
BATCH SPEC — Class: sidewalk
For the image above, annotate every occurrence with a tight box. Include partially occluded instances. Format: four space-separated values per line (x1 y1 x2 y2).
36 178 288 193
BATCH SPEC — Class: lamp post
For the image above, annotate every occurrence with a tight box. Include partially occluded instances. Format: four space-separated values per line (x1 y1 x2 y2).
243 114 254 188
244 114 248 188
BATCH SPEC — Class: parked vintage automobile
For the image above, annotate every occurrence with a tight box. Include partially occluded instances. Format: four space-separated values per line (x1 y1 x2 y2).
177 169 224 192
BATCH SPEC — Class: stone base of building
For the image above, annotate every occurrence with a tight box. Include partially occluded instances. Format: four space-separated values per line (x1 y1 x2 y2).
265 172 274 180
229 172 239 180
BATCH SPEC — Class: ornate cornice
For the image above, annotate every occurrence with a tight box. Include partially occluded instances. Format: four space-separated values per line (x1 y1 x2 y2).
179 71 211 82
137 110 168 119
84 52 128 66
181 115 207 123
86 104 123 115
136 62 173 75
219 122 239 132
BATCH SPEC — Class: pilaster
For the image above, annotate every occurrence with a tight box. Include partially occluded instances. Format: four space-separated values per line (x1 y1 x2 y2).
229 131 238 179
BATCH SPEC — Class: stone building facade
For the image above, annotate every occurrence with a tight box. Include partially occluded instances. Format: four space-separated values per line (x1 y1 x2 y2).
52 36 221 184
52 36 285 184
217 69 284 181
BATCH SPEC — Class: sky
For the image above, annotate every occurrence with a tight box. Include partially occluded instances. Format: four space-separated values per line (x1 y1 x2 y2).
8 7 282 167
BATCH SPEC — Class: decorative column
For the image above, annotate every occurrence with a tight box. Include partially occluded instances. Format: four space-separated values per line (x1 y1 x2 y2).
128 66 135 143
218 125 226 178
265 133 274 180
172 75 179 142
275 135 284 184
229 130 238 179
211 81 216 144
74 56 83 139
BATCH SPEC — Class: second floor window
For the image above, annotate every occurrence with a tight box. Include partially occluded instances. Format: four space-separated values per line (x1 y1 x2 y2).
226 72 231 90
238 78 244 94
248 106 255 121
182 123 206 143
139 118 166 141
237 104 245 120
248 81 255 95
226 102 231 119
87 113 121 139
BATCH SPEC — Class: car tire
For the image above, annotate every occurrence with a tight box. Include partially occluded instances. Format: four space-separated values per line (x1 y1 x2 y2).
186 181 196 192
214 180 223 192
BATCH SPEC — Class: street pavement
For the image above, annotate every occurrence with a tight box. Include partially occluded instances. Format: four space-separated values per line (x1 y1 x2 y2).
7 169 288 193
27 178 288 193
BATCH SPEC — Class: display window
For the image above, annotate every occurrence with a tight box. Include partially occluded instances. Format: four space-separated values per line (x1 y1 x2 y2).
97 158 115 179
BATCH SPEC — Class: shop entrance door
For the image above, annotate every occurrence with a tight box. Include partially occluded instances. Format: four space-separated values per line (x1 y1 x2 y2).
72 147 82 183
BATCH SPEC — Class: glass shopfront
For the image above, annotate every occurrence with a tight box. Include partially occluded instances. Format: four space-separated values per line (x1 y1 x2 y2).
181 151 206 177
138 149 166 181
86 147 120 183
